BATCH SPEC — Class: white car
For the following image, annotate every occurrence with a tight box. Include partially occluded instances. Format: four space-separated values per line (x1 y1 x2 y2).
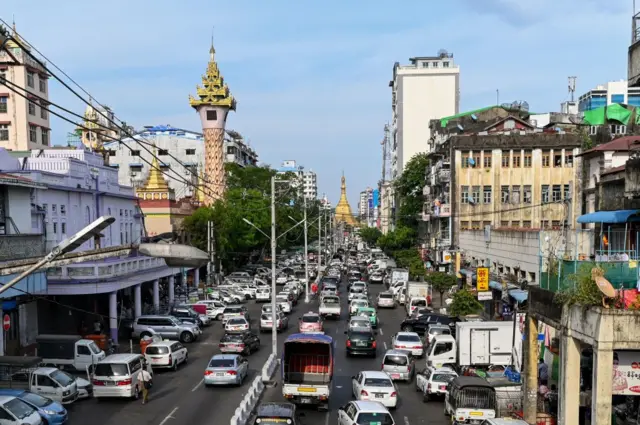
225 317 250 333
351 371 398 408
276 295 292 313
391 331 424 357
377 292 396 308
198 300 226 320
349 300 369 315
261 304 284 315
255 287 271 302
338 401 396 425
351 282 368 293
348 316 372 332
144 341 188 370
260 312 288 332
348 287 366 302
235 285 256 299
284 284 300 299
369 273 384 283
416 366 458 401
276 275 289 285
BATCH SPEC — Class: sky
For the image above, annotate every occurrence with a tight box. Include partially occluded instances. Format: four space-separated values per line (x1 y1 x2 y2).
2 0 633 207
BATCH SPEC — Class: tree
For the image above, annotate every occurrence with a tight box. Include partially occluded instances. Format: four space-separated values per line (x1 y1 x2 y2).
377 226 416 252
394 153 429 228
359 227 382 247
428 272 457 306
449 289 483 317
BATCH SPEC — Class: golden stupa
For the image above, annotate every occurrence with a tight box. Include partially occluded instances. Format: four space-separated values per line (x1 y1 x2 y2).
335 175 358 226
135 150 175 201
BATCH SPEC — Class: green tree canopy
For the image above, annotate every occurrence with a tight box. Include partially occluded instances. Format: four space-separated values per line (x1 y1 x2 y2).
359 227 382 247
377 226 416 251
449 289 483 317
394 152 429 228
427 272 457 306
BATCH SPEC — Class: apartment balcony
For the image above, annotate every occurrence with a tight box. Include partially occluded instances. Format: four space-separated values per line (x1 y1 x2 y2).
0 234 45 262
47 255 166 280
434 204 451 217
436 169 450 184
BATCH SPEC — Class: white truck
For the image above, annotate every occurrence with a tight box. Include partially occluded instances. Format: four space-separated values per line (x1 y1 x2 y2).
390 268 409 286
36 335 106 372
319 295 341 319
397 281 432 306
426 321 523 370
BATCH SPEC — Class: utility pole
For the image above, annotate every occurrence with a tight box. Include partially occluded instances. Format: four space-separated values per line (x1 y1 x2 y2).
318 208 322 270
206 221 214 286
270 176 278 355
303 195 310 303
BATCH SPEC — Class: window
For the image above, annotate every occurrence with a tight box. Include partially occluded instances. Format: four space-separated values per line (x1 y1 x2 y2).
41 129 49 146
443 61 450 68
461 153 469 168
589 126 598 135
471 186 480 204
119 209 123 216
565 153 573 167
421 62 428 68
473 152 481 167
524 150 532 167
523 185 532 204
131 150 140 156
108 150 116 157
0 69 5 81
40 102 48 119
460 221 470 230
610 124 627 135
564 184 571 200
185 148 196 155
554 152 562 167
541 220 550 229
501 151 509 166
125 210 128 217
77 345 90 355
206 110 217 121
483 151 492 168
53 222 58 234
51 204 57 214
541 185 550 203
28 101 36 115
483 186 492 204
552 185 561 202
500 220 509 228
471 221 481 229
552 220 561 228
61 222 66 234
461 186 469 203
432 61 438 67
512 152 521 167
523 220 532 228
0 97 6 113
158 149 169 156
511 185 521 204
501 186 510 203
39 78 46 93
27 72 34 88
29 125 37 143
0 124 8 141
542 151 550 167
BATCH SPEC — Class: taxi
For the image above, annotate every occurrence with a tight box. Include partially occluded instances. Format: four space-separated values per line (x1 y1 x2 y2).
356 307 378 328
298 312 324 333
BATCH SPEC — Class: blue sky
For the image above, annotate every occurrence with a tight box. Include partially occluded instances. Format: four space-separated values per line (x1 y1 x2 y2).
3 0 632 207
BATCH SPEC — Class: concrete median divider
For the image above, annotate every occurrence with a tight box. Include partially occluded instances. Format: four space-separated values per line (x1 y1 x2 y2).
230 353 278 425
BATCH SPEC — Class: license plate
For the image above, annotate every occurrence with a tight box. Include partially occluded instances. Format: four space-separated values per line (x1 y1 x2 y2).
216 373 224 376
299 397 312 404
297 387 316 393
391 374 400 379
470 412 483 416
375 393 384 399
356 341 367 347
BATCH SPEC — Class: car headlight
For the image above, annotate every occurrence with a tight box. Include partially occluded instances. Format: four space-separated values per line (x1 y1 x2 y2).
43 409 58 415
63 390 70 396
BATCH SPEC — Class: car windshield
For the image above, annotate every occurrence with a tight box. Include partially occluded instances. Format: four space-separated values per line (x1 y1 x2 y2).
295 272 305 278
94 363 129 377
351 320 369 328
356 412 394 425
359 310 374 317
257 289 269 293
145 346 170 355
89 342 101 354
350 331 373 339
276 296 288 302
351 288 363 293
384 355 409 366
51 370 75 386
433 373 457 382
364 377 393 387
4 398 35 420
430 328 450 335
323 297 339 304
222 334 244 342
397 334 421 342
379 293 393 299
19 392 52 408
412 299 427 307
302 316 320 323
228 318 246 325
209 358 235 368
261 314 274 320
224 307 242 313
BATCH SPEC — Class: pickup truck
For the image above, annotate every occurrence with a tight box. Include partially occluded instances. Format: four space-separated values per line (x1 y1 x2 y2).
36 335 105 372
319 295 341 320
282 333 333 410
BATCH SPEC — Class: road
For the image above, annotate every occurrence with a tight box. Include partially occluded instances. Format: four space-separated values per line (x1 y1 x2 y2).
260 278 450 425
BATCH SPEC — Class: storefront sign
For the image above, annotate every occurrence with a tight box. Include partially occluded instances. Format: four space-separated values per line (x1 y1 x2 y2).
477 267 489 291
477 291 492 301
613 350 640 395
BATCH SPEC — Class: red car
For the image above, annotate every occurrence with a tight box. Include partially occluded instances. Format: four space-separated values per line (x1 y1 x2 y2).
298 312 324 333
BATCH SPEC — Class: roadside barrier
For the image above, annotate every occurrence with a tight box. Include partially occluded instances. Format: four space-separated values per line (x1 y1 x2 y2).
230 353 278 425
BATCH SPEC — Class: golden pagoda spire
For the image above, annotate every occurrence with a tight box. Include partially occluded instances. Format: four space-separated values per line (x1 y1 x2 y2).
188 39 236 110
136 148 174 200
5 20 30 51
335 175 358 226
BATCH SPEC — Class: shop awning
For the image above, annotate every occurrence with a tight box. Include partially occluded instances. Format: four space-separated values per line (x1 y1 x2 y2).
489 281 502 290
577 210 640 224
509 289 529 303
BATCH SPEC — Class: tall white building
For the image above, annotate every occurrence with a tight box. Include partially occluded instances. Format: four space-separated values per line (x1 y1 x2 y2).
390 50 460 179
277 160 317 200
578 80 640 112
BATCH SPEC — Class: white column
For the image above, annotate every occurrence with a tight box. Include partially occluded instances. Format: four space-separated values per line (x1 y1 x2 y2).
108 291 118 345
152 279 160 312
134 285 142 318
194 268 200 288
168 276 175 305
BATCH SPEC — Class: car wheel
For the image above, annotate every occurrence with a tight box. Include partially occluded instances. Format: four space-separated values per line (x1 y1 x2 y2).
216 314 223 321
140 332 152 339
180 332 194 343
172 361 178 371
132 386 140 400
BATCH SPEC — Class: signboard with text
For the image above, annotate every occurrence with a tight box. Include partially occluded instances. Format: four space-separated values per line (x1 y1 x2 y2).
476 267 489 292
613 351 640 395
477 291 492 301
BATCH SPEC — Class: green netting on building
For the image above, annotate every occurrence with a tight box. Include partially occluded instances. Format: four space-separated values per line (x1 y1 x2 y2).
440 106 497 127
540 260 638 293
583 103 633 126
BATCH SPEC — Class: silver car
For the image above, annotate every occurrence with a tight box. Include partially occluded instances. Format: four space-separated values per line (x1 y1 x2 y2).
204 354 249 386
132 315 201 343
377 292 396 309
222 305 249 324
382 349 415 382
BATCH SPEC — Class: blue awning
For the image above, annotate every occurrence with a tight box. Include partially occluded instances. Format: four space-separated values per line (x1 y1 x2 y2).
577 210 640 224
509 289 528 303
489 280 502 290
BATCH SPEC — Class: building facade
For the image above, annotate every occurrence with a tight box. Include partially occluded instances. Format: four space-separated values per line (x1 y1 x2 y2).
390 50 460 179
77 104 127 151
579 80 640 112
0 25 51 150
277 160 318 200
104 125 258 200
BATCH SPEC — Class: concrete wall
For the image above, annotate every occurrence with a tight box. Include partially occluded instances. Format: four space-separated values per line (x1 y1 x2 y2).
6 186 33 234
628 40 640 87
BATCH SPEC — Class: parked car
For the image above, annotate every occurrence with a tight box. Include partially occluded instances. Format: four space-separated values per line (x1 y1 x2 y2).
218 332 260 355
0 395 43 425
260 312 288 332
255 287 271 302
204 354 249 387
132 315 201 343
144 341 188 371
0 390 67 425
225 317 251 334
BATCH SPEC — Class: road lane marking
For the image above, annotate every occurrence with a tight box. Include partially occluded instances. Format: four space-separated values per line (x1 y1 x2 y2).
191 379 203 392
159 407 179 425
379 328 383 335
383 341 387 350
324 411 330 425
403 416 410 425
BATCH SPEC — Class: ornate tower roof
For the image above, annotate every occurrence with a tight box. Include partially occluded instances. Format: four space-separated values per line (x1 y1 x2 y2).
136 152 175 201
5 22 31 51
335 175 358 226
188 40 236 110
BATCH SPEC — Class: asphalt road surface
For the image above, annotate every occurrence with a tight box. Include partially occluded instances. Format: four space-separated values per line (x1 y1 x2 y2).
259 277 450 425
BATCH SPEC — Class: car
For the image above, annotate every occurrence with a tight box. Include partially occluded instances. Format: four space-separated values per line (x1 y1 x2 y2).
219 331 261 355
369 272 384 283
197 300 227 320
298 312 323 333
220 289 244 304
381 349 415 382
222 305 249 324
276 295 292 313
204 354 249 386
0 390 67 425
234 285 256 300
348 286 365 302
0 395 44 425
408 306 433 319
426 323 452 344
255 287 271 302
132 315 201 343
253 402 303 425
260 312 288 332
276 274 289 285
349 299 369 316
351 282 368 293
344 328 377 357
280 290 297 305
284 284 301 299
348 316 372 332
261 304 284 315
225 317 251 333
400 313 458 335
144 340 188 370
416 366 458 402
391 332 424 357
351 371 398 408
356 307 378 328
376 292 396 309
319 295 341 319
337 400 395 425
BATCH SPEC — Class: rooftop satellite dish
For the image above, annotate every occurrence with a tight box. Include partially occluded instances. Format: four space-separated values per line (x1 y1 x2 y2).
591 267 616 307
438 48 449 57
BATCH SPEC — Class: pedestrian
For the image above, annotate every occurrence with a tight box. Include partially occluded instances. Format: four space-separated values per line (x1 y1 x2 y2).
137 363 153 404
538 359 549 386
92 318 103 335
311 281 318 296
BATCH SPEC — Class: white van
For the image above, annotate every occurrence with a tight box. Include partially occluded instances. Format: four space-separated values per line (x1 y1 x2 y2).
406 296 428 316
0 395 42 425
91 354 153 400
